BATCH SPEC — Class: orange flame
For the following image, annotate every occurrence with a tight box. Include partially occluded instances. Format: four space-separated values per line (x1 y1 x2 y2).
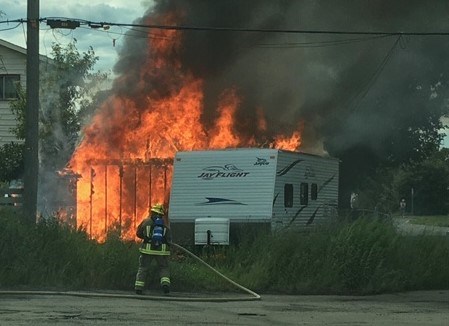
68 15 302 242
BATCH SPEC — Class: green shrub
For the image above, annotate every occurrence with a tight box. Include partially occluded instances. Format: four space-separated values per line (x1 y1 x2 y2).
0 142 24 182
0 210 448 295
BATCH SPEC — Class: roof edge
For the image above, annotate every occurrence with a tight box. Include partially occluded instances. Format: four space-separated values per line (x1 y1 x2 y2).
0 38 49 61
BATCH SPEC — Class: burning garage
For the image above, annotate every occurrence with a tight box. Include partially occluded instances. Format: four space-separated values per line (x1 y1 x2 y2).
63 1 340 241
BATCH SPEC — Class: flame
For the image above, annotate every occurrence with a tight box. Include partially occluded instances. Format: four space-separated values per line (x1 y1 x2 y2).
68 13 302 242
274 130 303 150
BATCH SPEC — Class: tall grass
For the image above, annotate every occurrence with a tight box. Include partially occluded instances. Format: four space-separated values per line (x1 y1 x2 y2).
1 207 448 295
227 217 449 294
0 207 138 290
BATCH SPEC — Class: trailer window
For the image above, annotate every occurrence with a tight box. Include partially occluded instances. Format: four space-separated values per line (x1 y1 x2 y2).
311 183 318 200
300 182 308 205
284 184 293 207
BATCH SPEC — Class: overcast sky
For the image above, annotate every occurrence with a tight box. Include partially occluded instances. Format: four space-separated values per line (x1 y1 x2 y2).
1 0 152 73
1 0 448 148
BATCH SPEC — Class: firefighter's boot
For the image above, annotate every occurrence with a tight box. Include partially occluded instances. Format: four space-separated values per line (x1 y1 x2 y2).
135 280 145 295
161 277 171 294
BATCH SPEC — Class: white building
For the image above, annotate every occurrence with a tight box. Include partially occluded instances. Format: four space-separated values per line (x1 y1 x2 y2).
0 38 27 146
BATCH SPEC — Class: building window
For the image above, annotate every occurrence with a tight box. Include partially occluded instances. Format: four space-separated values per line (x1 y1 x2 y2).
284 183 293 207
300 182 309 205
311 183 318 200
0 75 20 100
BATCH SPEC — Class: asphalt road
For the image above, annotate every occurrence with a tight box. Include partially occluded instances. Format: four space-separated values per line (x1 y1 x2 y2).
393 217 449 236
0 290 448 325
1 218 447 325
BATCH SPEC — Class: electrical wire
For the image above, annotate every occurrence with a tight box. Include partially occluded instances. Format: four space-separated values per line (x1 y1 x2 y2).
38 17 449 36
77 25 178 41
4 17 449 36
254 34 393 49
0 22 22 32
348 35 402 112
2 17 448 53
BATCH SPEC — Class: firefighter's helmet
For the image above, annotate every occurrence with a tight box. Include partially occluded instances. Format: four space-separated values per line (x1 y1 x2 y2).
151 203 165 216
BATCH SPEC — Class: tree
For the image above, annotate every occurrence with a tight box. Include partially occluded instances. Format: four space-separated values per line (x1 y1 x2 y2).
0 143 24 182
351 148 449 216
327 76 449 209
0 85 25 182
393 148 449 215
1 41 107 182
39 41 108 171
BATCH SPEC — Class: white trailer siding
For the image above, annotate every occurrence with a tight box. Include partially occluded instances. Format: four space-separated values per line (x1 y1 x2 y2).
272 151 339 229
169 148 278 223
168 148 339 244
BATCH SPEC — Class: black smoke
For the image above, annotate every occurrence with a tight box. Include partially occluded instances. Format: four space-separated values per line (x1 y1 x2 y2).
112 0 449 156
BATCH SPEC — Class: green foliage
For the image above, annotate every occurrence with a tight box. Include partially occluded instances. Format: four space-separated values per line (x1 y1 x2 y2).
329 74 449 210
354 148 449 215
94 229 140 289
1 211 448 296
0 211 137 290
9 84 26 140
326 219 402 293
223 218 449 295
0 84 25 182
39 40 108 171
393 149 449 214
170 258 233 292
4 40 109 180
0 208 29 285
357 167 398 213
0 142 24 182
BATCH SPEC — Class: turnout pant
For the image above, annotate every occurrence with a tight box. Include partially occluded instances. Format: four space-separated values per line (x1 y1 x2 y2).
134 253 170 291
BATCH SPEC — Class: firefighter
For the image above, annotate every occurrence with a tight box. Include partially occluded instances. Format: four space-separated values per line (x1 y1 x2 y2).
134 203 171 295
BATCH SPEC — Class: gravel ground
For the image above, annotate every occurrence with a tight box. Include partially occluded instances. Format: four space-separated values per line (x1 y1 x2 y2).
0 290 448 325
1 218 447 325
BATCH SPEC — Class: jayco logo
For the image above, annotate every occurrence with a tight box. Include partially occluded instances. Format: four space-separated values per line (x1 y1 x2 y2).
197 164 250 180
304 166 316 178
254 157 269 166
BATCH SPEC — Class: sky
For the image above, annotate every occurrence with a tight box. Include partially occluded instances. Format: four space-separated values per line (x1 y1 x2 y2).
0 0 152 73
1 0 449 149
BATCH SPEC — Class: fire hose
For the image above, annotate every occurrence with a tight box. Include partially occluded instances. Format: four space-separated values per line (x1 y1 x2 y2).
0 242 261 302
170 242 261 301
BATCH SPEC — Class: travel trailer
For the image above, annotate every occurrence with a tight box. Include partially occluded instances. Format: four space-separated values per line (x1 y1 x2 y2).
168 148 339 244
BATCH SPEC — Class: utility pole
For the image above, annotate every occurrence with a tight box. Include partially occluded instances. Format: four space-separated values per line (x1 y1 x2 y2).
23 0 39 224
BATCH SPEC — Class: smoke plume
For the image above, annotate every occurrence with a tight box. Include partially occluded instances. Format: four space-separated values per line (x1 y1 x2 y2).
111 0 449 155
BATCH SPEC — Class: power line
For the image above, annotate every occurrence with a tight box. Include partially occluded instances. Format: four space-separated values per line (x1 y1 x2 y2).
0 22 22 32
0 19 26 24
4 18 449 36
68 19 449 36
349 35 402 113
254 35 393 49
